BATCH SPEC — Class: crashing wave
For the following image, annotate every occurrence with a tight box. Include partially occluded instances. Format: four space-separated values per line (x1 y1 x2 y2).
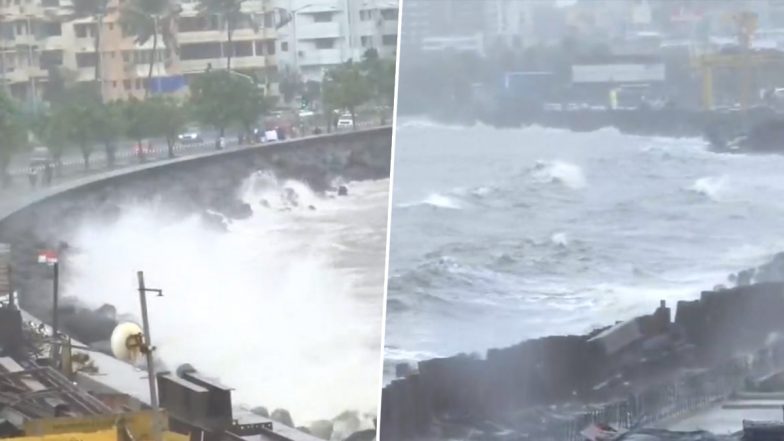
530 160 587 190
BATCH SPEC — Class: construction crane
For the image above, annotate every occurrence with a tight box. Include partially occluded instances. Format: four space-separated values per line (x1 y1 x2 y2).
692 10 784 110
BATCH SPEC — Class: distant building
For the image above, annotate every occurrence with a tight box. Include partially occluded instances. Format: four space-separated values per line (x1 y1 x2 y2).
421 34 484 56
399 0 484 52
275 0 398 83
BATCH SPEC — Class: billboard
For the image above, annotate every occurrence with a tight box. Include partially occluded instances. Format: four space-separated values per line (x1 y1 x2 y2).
572 64 666 84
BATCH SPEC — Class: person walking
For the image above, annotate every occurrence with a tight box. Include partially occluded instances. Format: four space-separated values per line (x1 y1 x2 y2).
43 163 53 187
28 166 38 188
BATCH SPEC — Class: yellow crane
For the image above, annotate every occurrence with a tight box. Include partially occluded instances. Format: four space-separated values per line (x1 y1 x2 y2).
692 10 784 110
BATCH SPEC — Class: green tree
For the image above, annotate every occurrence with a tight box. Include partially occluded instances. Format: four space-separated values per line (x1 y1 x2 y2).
123 98 157 161
47 84 103 170
278 67 303 104
360 49 395 124
120 0 178 98
93 100 126 167
322 61 372 130
197 0 255 71
0 92 28 186
145 96 186 158
189 71 267 145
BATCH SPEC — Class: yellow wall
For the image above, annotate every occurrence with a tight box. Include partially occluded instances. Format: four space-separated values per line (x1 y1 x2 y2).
24 410 168 441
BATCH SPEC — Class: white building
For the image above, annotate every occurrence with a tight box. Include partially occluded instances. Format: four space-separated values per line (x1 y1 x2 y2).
275 0 398 83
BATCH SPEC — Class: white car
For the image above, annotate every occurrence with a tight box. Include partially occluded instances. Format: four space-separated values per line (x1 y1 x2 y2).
337 114 354 130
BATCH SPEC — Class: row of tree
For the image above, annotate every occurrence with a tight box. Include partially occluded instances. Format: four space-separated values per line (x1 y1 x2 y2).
0 48 396 185
0 70 267 182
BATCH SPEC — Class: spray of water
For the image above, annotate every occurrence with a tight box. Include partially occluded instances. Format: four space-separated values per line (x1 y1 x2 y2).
65 172 387 425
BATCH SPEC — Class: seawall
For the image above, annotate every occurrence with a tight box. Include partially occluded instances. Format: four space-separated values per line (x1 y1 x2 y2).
380 282 784 440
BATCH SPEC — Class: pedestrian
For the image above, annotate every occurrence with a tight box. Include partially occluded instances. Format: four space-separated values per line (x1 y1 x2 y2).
44 163 53 186
28 166 38 188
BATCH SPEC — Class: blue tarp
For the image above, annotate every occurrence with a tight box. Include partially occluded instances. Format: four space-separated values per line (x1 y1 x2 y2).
150 75 187 94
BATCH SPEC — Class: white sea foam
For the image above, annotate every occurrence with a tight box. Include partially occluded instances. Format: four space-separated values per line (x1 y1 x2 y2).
531 160 587 190
65 173 388 425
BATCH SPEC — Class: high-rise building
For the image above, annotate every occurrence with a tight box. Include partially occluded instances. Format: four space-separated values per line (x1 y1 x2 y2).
0 0 281 107
275 0 398 83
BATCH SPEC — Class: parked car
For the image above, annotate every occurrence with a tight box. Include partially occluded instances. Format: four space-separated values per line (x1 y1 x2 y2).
337 114 354 130
178 128 203 144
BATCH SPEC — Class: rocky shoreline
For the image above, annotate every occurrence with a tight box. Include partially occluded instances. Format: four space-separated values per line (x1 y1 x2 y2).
380 254 784 441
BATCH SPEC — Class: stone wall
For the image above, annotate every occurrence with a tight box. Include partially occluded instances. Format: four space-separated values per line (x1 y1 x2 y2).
380 283 784 440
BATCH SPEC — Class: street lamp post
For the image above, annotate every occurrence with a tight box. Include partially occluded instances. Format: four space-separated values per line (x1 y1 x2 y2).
136 270 162 411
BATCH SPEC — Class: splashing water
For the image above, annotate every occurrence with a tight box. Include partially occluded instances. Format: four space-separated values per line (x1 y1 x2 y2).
65 172 389 425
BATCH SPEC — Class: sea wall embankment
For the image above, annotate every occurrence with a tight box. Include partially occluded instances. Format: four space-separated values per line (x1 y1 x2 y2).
380 281 784 440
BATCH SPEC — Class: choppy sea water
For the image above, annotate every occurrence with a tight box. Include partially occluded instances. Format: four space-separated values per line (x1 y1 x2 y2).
384 119 784 381
64 172 389 425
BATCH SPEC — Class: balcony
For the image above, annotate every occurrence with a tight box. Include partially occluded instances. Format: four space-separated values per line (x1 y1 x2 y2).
297 48 342 66
180 54 275 74
42 35 66 51
295 22 341 40
177 29 222 44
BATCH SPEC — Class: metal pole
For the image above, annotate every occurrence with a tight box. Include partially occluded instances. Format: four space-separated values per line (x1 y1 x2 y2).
52 262 59 338
137 270 159 410
27 16 36 113
292 9 298 74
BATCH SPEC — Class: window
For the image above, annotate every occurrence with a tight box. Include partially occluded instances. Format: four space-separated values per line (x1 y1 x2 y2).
281 41 288 52
180 42 221 60
382 34 396 46
267 40 275 55
135 78 142 89
381 9 398 20
76 52 97 67
361 36 373 47
123 79 131 89
112 80 117 88
122 51 130 62
42 22 61 36
41 0 59 7
315 38 334 49
15 22 25 36
75 24 89 38
233 41 252 57
360 10 372 21
39 50 63 68
108 23 114 31
312 12 332 22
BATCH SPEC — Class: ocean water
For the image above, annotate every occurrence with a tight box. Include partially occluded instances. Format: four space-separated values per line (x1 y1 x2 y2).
63 171 389 426
384 119 784 381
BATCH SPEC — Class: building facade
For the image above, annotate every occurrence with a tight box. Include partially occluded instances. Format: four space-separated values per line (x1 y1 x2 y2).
275 0 398 83
0 0 281 108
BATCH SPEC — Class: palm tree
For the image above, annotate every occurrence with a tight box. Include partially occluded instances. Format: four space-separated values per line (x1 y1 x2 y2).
197 0 256 71
120 0 179 98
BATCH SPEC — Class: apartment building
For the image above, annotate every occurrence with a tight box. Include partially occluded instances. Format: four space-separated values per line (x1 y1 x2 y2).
176 0 278 96
0 0 181 106
275 0 398 83
0 0 280 107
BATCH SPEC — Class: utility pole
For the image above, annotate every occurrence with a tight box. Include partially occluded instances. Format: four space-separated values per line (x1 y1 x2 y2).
136 271 161 411
52 262 59 339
